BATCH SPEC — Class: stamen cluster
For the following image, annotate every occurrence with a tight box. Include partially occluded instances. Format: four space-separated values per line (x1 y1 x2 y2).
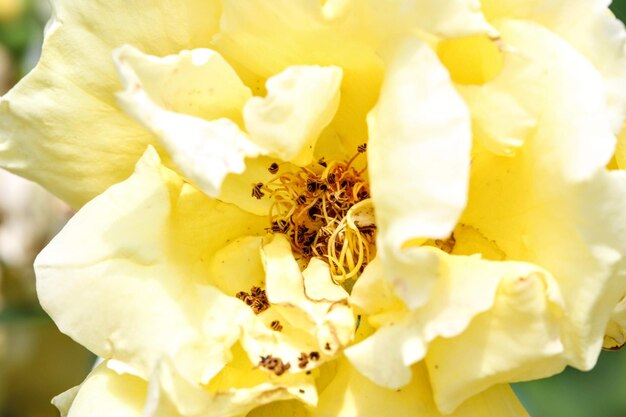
235 286 270 314
252 145 376 282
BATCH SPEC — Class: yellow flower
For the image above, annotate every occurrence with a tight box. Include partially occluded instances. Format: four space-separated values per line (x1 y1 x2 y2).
1 1 625 416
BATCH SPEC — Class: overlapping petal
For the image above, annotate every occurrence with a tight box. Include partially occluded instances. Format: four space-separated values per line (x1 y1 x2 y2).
346 249 563 412
0 0 220 207
237 235 354 372
482 0 626 133
313 358 529 417
146 348 316 417
460 20 626 370
35 148 267 383
53 362 148 417
244 65 343 166
604 295 626 350
115 46 265 199
367 35 472 309
215 0 494 159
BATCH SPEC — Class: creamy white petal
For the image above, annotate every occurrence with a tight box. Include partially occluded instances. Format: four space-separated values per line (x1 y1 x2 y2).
113 44 251 123
426 271 564 413
604 295 626 350
36 148 265 382
368 36 471 245
58 362 148 417
147 349 316 417
483 0 626 133
0 0 220 207
461 21 626 371
244 65 342 166
347 249 564 395
239 235 354 373
367 36 471 309
114 46 265 198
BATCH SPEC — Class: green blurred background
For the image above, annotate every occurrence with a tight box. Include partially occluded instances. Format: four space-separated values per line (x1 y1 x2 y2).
0 1 626 416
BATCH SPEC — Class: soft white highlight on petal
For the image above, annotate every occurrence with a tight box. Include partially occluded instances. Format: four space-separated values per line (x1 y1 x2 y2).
367 36 471 309
483 0 626 134
368 36 471 244
244 65 343 166
114 45 265 198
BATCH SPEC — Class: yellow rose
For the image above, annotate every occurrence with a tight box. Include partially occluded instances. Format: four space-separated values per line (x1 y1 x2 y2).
1 1 625 416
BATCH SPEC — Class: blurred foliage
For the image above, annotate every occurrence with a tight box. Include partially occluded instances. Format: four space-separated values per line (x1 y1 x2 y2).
612 0 626 23
0 0 46 89
514 352 626 417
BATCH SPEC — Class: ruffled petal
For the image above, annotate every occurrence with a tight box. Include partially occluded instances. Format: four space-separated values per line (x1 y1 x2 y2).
215 0 493 159
55 361 148 417
460 20 626 371
114 46 265 198
346 250 563 402
146 346 316 417
0 0 220 207
367 35 471 308
483 0 626 133
114 44 251 123
312 358 528 417
368 36 471 245
36 147 266 383
237 235 354 373
425 270 564 413
244 65 342 166
470 21 615 180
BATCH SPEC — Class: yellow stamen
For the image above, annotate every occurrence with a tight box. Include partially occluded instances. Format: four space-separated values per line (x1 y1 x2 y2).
259 146 376 282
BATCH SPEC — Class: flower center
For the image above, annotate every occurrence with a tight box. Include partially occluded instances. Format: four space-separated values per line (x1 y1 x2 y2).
253 145 376 283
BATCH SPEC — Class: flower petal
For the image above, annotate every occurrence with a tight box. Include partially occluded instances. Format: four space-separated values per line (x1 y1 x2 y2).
367 35 471 308
147 346 316 417
0 0 220 207
346 249 564 397
56 362 148 417
36 147 266 383
425 270 564 413
368 36 471 245
215 0 492 159
244 65 343 166
238 235 354 372
114 46 265 198
114 44 251 123
461 20 626 371
312 358 528 417
483 0 626 133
